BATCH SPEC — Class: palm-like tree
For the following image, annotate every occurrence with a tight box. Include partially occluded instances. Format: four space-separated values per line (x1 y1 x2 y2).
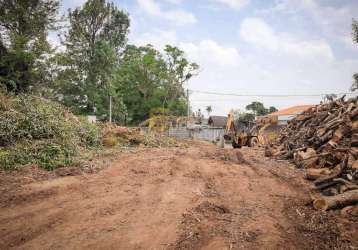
206 105 212 117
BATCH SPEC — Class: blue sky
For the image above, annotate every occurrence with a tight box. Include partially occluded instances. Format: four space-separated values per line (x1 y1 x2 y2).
58 0 358 115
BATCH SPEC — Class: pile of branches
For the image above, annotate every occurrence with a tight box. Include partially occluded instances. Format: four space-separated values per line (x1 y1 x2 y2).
265 96 358 211
0 94 100 170
101 123 183 148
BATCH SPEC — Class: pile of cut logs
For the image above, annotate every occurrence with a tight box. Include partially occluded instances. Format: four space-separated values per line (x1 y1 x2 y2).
265 96 358 211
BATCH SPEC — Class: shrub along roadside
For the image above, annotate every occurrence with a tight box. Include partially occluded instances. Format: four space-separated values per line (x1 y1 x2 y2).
0 94 101 170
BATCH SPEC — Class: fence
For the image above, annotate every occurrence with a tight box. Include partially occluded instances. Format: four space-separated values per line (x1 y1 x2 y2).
142 126 225 142
191 127 224 142
168 127 191 139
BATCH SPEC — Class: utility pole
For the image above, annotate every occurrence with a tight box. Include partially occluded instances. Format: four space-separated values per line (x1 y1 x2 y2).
109 95 112 123
187 89 190 119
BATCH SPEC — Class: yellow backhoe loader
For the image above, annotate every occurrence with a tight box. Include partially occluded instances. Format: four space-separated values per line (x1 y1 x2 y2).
223 112 281 148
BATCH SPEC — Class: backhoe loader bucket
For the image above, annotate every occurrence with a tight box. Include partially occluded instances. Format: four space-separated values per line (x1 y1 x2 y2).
258 123 282 145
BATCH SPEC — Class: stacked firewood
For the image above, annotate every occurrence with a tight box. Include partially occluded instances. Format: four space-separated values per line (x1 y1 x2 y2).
265 96 358 211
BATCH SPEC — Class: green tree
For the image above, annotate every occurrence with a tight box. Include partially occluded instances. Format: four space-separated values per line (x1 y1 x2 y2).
246 102 277 116
114 45 167 123
114 44 199 124
246 101 268 116
352 19 358 91
232 109 255 124
206 105 212 117
162 45 199 109
0 0 59 93
237 112 255 123
55 0 129 121
268 106 278 113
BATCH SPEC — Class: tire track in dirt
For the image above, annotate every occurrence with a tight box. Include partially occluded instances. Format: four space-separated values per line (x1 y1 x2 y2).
0 142 351 249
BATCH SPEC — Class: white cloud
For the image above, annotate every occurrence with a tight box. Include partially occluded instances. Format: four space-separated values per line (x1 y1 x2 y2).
240 17 334 62
240 18 279 50
211 0 249 10
137 0 196 25
128 1 355 116
259 0 358 40
60 0 86 12
163 0 182 4
133 29 178 49
180 40 240 67
340 35 358 51
132 29 240 67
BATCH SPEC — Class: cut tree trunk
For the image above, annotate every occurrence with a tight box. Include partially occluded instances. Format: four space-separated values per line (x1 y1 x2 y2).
340 205 358 217
306 168 331 180
313 190 358 211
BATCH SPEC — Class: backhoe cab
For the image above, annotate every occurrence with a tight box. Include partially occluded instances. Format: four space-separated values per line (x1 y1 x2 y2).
223 112 259 148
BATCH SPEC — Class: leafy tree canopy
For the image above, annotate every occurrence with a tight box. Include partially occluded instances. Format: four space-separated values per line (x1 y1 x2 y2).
0 0 59 93
0 0 200 125
55 0 130 121
114 44 199 125
206 105 212 116
246 101 277 116
268 106 278 113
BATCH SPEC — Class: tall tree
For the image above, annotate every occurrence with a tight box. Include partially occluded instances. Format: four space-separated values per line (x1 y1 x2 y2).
246 101 268 116
246 102 277 116
163 45 199 107
114 45 167 123
56 0 129 120
0 0 59 93
352 19 358 91
268 106 278 113
114 44 199 124
232 109 255 124
206 105 212 117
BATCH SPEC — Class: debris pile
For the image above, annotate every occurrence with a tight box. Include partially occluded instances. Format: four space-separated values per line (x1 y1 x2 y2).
139 115 183 132
101 123 183 148
0 94 100 170
265 96 358 211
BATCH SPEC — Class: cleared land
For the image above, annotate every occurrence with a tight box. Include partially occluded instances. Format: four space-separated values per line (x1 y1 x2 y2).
0 142 356 249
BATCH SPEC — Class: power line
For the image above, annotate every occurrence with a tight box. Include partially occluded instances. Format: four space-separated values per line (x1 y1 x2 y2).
190 89 356 98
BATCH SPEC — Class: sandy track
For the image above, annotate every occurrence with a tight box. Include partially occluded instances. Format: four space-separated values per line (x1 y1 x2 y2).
0 142 353 249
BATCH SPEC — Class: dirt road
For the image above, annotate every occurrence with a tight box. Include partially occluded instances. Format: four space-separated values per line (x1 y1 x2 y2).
0 142 354 249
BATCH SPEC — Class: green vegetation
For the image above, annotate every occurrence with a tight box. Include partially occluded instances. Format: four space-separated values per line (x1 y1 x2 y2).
0 0 199 125
0 0 59 93
54 0 130 120
0 94 100 170
0 0 199 170
245 102 277 117
231 102 278 125
116 44 198 124
206 105 212 117
52 0 198 124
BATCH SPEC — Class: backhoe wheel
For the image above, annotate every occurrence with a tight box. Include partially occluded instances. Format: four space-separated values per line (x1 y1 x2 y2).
232 141 241 149
248 137 259 147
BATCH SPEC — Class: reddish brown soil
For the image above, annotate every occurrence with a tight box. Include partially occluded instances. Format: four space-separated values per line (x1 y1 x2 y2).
0 142 356 250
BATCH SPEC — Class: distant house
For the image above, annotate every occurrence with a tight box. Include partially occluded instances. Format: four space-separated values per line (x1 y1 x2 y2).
208 116 227 128
264 105 315 125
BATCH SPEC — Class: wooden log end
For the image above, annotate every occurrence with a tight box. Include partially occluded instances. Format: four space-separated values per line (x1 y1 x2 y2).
313 198 329 211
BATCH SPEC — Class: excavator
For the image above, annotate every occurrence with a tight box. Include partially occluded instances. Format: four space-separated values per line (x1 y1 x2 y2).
222 111 281 148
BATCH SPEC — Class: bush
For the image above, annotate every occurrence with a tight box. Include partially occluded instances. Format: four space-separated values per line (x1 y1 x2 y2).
0 140 76 170
77 116 101 147
0 94 101 170
0 95 77 146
